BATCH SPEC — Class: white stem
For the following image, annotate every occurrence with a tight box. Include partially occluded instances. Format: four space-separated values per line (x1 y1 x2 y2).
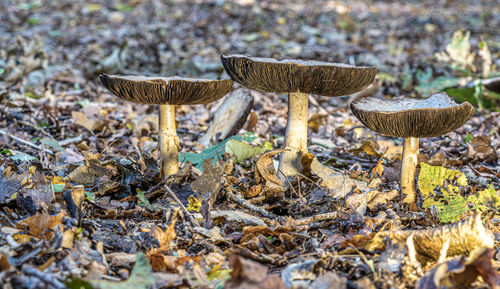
278 92 309 181
159 104 179 178
401 137 419 207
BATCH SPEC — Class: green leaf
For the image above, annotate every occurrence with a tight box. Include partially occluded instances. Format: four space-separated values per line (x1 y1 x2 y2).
419 163 468 203
66 278 93 289
180 133 258 172
419 163 499 222
26 17 39 25
474 185 500 210
377 73 396 84
136 190 154 211
41 137 64 152
67 253 155 289
9 151 37 162
464 133 473 143
85 191 95 201
77 98 91 108
52 184 65 193
445 87 477 105
415 75 460 95
226 139 264 163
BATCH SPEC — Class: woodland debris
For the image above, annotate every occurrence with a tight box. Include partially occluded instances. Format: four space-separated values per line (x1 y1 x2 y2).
198 88 254 146
364 214 494 263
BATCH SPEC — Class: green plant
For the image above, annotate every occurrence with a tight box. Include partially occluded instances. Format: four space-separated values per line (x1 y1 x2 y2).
415 30 499 109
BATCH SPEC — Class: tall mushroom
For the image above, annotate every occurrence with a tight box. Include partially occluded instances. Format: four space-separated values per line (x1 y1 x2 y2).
350 92 474 207
221 54 376 180
100 75 233 177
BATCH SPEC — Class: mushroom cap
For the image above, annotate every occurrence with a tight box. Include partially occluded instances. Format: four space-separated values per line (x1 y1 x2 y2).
482 76 500 94
350 93 475 138
100 74 234 105
220 54 377 96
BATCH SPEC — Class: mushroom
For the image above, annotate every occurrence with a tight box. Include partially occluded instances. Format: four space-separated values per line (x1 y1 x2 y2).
350 92 474 207
482 76 500 94
100 74 233 177
221 54 376 179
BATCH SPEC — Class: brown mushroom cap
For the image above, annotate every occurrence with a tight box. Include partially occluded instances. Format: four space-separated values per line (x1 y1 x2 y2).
221 54 377 96
100 74 234 105
350 93 475 138
482 76 500 94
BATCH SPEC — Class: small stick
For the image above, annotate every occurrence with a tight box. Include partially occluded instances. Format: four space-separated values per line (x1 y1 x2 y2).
295 211 339 226
225 189 278 220
59 133 88 146
23 266 66 289
176 129 202 136
0 129 54 155
164 184 200 227
130 137 145 171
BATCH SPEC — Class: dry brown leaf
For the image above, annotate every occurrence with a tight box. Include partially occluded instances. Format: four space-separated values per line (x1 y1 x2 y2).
367 189 399 211
308 113 327 133
224 255 286 289
254 149 286 198
364 214 494 262
416 247 500 289
301 153 369 197
191 158 224 206
71 111 105 132
465 135 498 163
149 208 178 254
18 212 64 240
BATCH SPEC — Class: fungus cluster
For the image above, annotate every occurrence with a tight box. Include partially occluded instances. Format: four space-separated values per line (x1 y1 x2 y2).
100 55 475 211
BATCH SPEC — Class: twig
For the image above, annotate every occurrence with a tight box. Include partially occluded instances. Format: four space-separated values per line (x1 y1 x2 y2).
0 129 54 155
23 266 66 289
224 189 278 220
130 137 146 171
176 129 202 136
164 184 200 227
59 133 88 146
295 212 339 226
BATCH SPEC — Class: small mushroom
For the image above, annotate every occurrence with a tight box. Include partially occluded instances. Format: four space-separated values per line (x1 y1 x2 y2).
100 75 233 177
221 54 376 179
350 92 474 207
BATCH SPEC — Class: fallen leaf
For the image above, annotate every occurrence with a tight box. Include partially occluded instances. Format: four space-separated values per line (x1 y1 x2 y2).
364 214 494 263
18 212 64 240
308 113 327 133
224 255 286 289
254 149 286 198
416 247 500 289
302 153 369 197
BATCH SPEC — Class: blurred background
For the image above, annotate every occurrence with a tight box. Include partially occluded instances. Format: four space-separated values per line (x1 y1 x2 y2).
1 0 499 101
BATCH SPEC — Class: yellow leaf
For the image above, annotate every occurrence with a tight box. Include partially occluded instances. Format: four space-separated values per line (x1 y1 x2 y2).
187 194 201 212
308 114 327 133
277 17 287 25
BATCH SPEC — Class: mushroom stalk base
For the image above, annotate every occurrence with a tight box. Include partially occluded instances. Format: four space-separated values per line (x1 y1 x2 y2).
278 92 309 182
401 137 419 206
159 104 180 178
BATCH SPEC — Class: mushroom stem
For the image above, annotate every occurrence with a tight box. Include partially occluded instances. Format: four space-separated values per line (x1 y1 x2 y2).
401 137 419 205
278 92 309 181
159 104 180 178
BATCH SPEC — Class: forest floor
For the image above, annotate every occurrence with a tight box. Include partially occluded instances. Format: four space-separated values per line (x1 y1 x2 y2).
0 0 499 288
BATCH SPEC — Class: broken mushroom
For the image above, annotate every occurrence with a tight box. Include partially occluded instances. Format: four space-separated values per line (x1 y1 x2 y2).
221 54 377 180
100 74 233 177
350 92 474 207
